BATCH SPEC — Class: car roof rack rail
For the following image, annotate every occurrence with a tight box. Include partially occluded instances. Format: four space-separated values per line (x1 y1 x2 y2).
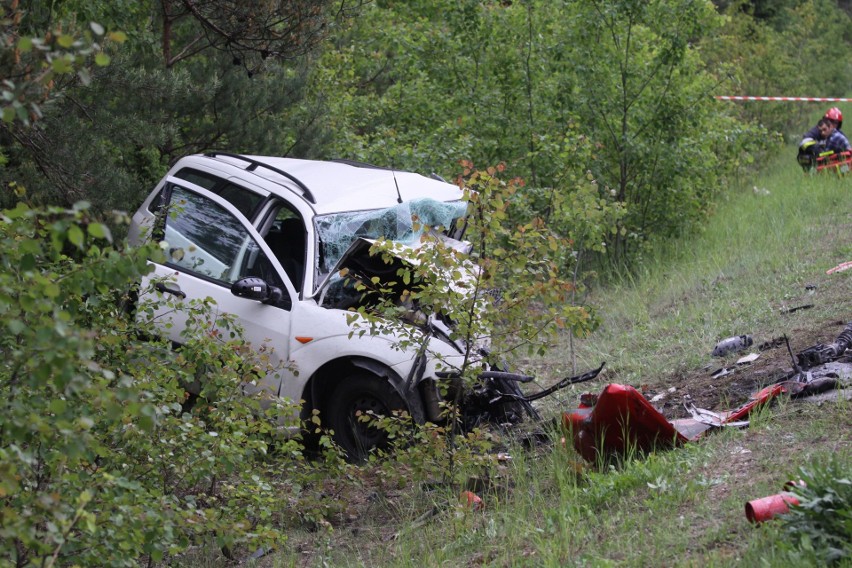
204 151 316 204
330 158 389 170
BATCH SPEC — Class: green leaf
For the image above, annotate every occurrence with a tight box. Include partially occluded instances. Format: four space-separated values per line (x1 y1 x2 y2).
95 53 111 66
87 223 112 241
83 513 96 534
68 224 85 248
19 294 34 312
108 31 128 43
21 253 36 272
14 104 28 123
52 57 73 74
7 319 26 335
57 34 75 48
17 37 33 52
44 282 60 298
79 489 93 504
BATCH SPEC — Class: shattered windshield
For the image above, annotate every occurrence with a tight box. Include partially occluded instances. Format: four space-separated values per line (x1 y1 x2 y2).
315 198 469 280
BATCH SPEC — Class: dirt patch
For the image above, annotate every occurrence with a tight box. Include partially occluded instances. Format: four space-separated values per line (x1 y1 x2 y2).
639 318 850 420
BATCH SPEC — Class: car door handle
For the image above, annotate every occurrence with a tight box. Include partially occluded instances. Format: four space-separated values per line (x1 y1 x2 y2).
155 282 187 299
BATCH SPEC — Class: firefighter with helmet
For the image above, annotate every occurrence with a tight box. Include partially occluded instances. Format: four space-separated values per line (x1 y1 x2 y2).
803 107 844 140
798 107 848 171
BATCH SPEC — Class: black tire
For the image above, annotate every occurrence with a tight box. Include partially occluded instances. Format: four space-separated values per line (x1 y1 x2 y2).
326 373 407 462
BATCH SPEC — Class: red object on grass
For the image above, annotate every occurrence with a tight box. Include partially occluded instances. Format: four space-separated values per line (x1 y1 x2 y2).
563 382 790 462
745 492 800 523
724 384 787 422
563 384 690 462
827 260 852 275
460 491 484 511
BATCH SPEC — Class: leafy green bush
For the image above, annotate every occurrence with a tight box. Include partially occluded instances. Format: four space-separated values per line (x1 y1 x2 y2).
781 455 852 564
0 202 348 566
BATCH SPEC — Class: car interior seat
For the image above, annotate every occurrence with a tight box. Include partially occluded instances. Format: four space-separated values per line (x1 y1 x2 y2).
265 218 306 292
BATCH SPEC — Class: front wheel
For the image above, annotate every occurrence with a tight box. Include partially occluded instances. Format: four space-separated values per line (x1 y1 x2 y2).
326 373 408 462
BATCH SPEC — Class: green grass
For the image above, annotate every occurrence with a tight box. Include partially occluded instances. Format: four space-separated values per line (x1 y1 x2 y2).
285 403 849 567
183 150 851 567
276 151 849 567
552 152 852 386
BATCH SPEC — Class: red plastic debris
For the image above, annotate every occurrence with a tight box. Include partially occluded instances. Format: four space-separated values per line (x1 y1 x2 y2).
745 492 800 523
460 491 484 511
724 384 787 422
563 384 691 462
827 260 852 275
563 382 791 462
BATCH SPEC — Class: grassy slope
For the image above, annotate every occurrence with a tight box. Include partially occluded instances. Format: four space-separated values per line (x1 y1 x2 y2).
262 150 850 567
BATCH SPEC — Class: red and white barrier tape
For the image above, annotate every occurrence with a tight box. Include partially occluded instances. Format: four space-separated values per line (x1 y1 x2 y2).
715 96 852 102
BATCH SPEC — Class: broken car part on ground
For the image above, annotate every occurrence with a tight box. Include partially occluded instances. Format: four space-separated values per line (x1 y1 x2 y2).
746 480 807 524
563 323 852 463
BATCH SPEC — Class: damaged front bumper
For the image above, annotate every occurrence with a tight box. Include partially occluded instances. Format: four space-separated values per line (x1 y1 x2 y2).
433 363 607 430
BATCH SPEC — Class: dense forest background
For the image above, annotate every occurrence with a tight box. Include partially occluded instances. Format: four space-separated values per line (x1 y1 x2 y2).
2 0 852 269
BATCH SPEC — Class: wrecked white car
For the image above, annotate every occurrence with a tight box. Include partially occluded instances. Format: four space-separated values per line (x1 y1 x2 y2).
129 152 533 459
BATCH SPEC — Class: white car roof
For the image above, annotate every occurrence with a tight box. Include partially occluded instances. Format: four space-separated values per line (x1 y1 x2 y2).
201 153 464 215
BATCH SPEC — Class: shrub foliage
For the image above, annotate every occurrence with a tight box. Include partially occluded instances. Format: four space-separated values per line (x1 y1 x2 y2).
0 203 347 565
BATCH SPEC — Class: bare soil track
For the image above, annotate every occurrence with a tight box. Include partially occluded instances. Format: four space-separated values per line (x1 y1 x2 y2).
645 316 851 421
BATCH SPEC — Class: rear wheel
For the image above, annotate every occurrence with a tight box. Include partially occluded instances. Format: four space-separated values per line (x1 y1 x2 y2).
326 373 407 462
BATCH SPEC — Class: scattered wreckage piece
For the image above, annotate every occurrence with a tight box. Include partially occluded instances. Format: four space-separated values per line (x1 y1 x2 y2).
563 384 703 463
563 324 851 463
710 352 761 380
790 322 852 400
561 380 823 463
795 321 852 370
827 260 852 275
564 382 799 463
460 490 485 511
780 304 814 314
746 480 807 523
758 336 787 351
462 362 607 430
712 334 753 357
737 352 760 365
746 492 800 523
711 367 734 379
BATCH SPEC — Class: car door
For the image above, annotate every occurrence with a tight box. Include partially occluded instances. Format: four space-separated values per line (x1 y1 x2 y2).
138 180 297 400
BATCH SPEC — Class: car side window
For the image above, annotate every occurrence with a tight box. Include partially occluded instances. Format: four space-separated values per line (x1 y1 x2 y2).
161 185 291 308
173 168 264 219
264 207 307 292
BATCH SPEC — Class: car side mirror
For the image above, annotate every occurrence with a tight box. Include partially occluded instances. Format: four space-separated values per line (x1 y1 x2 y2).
231 277 285 306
